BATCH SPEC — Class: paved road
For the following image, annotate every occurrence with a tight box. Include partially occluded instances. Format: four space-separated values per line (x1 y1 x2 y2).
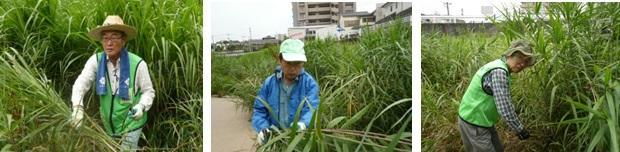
211 96 256 152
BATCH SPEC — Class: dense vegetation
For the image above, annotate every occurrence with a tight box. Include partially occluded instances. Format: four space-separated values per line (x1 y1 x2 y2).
423 2 620 151
0 0 202 151
212 19 412 151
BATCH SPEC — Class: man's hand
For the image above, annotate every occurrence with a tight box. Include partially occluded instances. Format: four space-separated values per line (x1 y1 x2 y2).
296 122 306 131
128 104 145 120
257 128 272 145
518 129 530 140
70 106 84 128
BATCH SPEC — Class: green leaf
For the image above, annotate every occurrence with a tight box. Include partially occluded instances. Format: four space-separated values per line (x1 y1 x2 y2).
327 116 347 128
1 144 12 152
342 105 370 129
286 132 306 152
586 125 605 152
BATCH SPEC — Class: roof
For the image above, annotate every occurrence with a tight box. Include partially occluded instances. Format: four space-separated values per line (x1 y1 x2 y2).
289 24 336 29
380 2 391 8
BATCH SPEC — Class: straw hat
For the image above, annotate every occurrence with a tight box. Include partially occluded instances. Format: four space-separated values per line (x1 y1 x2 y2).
88 15 137 41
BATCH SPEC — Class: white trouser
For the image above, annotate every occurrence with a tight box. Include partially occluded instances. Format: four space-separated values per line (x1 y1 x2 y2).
120 128 142 151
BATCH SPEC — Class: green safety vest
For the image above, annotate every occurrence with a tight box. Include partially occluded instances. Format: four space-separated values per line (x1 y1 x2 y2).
459 58 510 127
96 52 147 136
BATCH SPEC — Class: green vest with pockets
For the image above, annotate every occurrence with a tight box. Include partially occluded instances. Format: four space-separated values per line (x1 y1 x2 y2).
459 58 510 127
96 52 147 136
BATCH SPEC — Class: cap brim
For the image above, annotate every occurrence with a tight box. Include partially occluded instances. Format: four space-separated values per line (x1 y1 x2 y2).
282 53 307 62
88 25 137 41
520 51 533 56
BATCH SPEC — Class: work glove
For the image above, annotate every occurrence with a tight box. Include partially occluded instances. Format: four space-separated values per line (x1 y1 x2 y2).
257 128 272 145
70 106 84 128
128 103 145 120
292 122 306 131
517 129 530 140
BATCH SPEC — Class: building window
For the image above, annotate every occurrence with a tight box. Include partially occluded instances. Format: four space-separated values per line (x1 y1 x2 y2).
344 20 359 27
362 18 373 22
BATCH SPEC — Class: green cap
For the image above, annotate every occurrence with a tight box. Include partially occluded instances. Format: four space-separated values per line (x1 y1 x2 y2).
279 39 307 62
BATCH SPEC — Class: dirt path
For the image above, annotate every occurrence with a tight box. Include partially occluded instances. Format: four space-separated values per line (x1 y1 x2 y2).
211 96 256 152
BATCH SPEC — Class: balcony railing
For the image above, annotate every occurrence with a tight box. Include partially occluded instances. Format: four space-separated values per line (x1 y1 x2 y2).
308 7 330 12
307 14 331 20
331 15 339 21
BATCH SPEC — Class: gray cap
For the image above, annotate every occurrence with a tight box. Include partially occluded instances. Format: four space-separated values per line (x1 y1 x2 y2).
504 39 535 66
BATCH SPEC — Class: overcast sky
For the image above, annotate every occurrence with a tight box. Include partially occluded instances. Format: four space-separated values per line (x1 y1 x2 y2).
210 1 522 42
419 1 520 16
211 1 379 42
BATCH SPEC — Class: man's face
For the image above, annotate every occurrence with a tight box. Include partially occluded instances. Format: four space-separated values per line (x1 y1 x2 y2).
101 30 126 59
279 58 304 81
507 53 532 73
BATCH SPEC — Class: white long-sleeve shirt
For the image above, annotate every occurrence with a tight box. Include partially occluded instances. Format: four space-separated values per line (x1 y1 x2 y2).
71 54 155 111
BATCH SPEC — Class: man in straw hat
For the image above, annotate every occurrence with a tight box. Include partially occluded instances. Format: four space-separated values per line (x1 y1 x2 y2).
252 39 320 145
69 15 155 151
458 40 535 151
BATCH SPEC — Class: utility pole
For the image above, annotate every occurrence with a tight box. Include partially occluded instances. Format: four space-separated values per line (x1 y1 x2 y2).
211 35 215 51
248 27 252 52
461 8 464 16
444 2 452 16
226 34 231 51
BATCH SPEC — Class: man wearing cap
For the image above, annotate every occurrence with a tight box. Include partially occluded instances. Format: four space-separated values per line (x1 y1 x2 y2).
252 39 320 145
69 15 155 151
458 40 535 151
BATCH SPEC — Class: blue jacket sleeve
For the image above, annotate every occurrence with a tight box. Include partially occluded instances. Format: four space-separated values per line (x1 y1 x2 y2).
252 77 272 133
299 75 320 127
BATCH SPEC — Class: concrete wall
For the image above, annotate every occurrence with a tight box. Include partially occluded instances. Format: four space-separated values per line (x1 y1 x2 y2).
421 23 497 35
315 25 340 39
288 28 306 39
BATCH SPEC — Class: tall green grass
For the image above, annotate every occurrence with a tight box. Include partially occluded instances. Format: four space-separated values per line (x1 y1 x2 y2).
423 2 620 151
496 2 620 151
422 33 510 151
212 19 412 151
0 0 202 150
0 48 119 150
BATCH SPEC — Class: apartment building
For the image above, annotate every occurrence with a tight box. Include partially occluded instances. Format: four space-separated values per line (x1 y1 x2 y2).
374 2 412 24
292 2 356 26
